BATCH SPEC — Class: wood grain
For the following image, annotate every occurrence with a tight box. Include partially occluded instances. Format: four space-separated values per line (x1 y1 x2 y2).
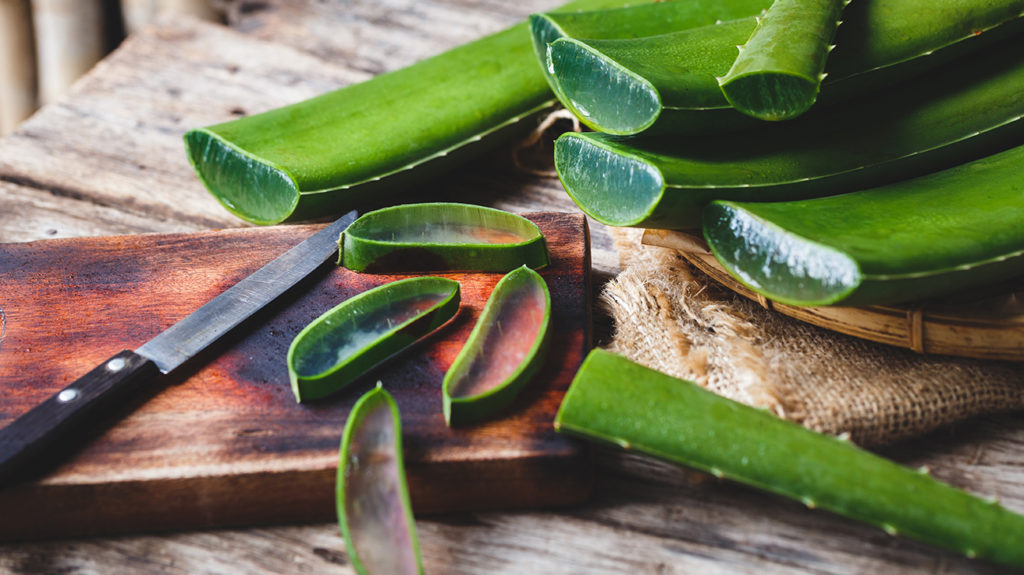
0 212 592 538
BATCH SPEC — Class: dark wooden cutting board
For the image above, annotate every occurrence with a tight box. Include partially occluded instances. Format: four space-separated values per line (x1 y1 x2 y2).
0 212 592 540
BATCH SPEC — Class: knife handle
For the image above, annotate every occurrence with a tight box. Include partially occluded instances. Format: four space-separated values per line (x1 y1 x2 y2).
0 350 159 485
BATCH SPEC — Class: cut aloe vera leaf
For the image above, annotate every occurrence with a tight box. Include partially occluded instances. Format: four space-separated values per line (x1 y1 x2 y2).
703 144 1024 307
443 266 551 426
718 0 849 121
544 0 1024 134
340 203 548 273
529 0 772 101
183 0 641 225
556 349 1024 568
287 277 460 402
554 34 1024 229
337 385 422 575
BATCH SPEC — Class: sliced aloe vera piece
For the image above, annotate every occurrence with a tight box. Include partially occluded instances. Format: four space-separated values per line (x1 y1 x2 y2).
718 0 849 120
529 0 772 101
556 349 1024 568
544 0 1024 134
338 385 422 575
340 203 548 273
443 266 551 426
703 144 1024 307
555 35 1024 229
287 277 460 402
183 0 639 225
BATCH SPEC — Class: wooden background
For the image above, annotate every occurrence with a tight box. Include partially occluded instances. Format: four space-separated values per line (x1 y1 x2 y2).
0 1 1022 573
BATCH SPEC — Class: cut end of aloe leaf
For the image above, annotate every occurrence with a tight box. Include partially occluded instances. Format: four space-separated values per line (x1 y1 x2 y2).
529 14 564 75
548 38 661 135
287 277 460 402
338 386 422 575
703 201 861 306
719 72 819 121
184 129 299 225
554 133 664 227
443 266 551 427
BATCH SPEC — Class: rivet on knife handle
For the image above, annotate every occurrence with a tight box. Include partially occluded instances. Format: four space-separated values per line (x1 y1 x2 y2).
0 350 159 485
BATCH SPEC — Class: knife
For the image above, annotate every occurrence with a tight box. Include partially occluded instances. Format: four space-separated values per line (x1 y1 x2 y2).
0 210 358 485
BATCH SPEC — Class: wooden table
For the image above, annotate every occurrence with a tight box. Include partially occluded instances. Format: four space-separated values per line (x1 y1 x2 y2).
0 2 1022 572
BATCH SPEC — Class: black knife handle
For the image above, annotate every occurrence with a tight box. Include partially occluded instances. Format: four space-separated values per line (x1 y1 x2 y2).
0 350 159 486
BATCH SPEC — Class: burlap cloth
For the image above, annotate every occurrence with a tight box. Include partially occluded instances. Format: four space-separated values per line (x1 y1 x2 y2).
603 228 1024 446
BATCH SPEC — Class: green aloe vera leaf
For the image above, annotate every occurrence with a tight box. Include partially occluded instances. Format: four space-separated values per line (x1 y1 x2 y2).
182 0 640 226
529 0 773 100
287 277 460 402
556 349 1024 568
703 144 1024 307
554 34 1024 229
339 203 548 273
718 0 850 121
337 384 422 575
443 266 551 426
544 0 1024 135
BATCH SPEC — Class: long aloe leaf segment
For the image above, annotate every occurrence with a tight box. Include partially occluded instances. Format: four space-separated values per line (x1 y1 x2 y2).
718 0 850 121
287 277 460 401
556 349 1024 568
340 203 548 273
184 0 639 225
337 385 423 575
443 266 551 426
543 0 1024 134
702 144 1024 307
529 0 773 102
554 35 1024 229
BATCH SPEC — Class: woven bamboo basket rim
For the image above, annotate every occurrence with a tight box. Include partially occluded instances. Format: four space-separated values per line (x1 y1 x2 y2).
641 229 1024 362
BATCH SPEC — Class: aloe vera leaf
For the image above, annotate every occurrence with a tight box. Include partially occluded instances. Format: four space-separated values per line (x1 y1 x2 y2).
703 144 1024 307
529 0 772 100
337 384 422 575
554 34 1024 229
182 0 638 226
287 277 460 402
556 349 1024 568
339 203 548 273
718 0 849 121
443 266 551 426
544 0 1024 134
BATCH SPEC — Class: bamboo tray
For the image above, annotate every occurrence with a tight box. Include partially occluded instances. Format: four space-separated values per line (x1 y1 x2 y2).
642 229 1024 362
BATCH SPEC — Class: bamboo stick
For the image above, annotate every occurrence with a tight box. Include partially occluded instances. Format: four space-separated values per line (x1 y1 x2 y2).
121 0 218 35
30 0 105 106
0 0 36 136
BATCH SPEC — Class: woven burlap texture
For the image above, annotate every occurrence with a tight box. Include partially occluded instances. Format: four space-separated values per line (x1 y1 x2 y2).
603 229 1024 446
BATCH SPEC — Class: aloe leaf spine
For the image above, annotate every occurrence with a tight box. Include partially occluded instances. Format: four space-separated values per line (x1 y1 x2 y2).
554 34 1024 229
184 0 640 225
340 203 548 273
718 0 850 120
443 266 551 426
337 384 422 575
556 349 1024 568
543 0 1024 134
702 144 1024 307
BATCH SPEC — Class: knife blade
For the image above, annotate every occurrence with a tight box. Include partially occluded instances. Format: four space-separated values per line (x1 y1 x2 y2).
0 210 358 485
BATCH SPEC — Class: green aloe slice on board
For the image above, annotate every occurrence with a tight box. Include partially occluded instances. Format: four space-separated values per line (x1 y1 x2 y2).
703 144 1024 307
529 0 773 101
337 384 422 575
443 266 551 426
556 349 1024 569
543 0 1024 134
554 34 1024 229
339 203 548 273
718 0 850 121
287 277 460 402
183 0 642 225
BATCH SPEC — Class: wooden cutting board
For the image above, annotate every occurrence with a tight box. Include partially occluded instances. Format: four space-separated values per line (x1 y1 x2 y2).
0 212 592 540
